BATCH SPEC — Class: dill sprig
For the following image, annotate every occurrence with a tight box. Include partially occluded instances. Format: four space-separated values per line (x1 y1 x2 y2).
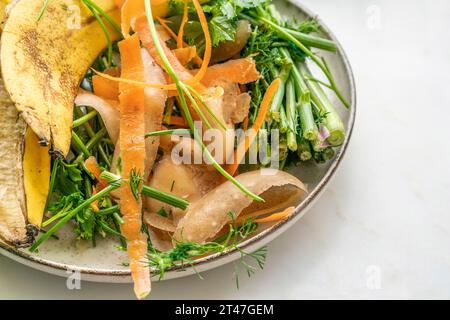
147 214 267 286
129 169 144 201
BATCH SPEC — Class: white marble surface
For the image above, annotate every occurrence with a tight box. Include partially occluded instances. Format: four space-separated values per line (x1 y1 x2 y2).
1 0 450 299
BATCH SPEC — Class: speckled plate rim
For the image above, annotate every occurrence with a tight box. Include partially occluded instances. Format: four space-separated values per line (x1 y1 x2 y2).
0 0 356 283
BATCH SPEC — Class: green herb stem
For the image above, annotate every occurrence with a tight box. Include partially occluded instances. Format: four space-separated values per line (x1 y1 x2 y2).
268 61 291 121
98 220 125 239
144 0 262 202
278 107 288 133
44 160 59 213
259 17 349 108
286 29 337 52
301 64 345 146
73 110 98 128
30 183 120 252
71 131 91 158
285 77 298 151
97 205 121 217
100 171 190 210
86 127 107 151
74 108 111 167
145 129 192 138
83 1 113 65
82 0 121 34
142 186 189 210
297 137 312 161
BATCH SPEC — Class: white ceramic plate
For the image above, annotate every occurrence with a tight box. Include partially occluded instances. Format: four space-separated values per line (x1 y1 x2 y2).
0 0 356 283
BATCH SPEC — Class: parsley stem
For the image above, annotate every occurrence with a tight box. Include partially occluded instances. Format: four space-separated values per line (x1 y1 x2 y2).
278 106 288 133
98 220 125 239
86 127 107 151
141 186 189 210
73 110 98 128
145 129 191 138
97 205 120 217
74 107 111 167
71 131 91 157
184 84 227 130
113 211 124 225
279 48 318 141
30 184 120 252
42 204 73 228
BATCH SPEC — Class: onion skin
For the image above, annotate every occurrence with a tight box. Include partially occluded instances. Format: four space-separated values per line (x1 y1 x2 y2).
173 169 307 244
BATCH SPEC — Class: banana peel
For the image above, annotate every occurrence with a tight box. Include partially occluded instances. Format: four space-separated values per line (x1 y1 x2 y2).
23 128 50 228
0 74 34 246
0 71 51 246
1 0 120 157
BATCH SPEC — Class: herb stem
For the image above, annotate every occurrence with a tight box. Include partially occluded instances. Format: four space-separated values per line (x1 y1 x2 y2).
297 137 312 161
97 205 120 217
259 17 349 108
71 131 91 157
285 77 298 151
83 0 113 65
30 184 120 252
101 171 190 210
141 186 189 210
82 0 121 34
301 64 345 146
144 0 262 202
145 129 191 138
286 29 337 52
44 159 59 213
86 127 107 151
73 110 98 128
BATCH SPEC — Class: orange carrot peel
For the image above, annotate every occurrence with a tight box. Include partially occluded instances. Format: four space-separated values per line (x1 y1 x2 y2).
118 33 150 300
224 78 280 177
177 0 189 49
255 207 295 223
99 0 210 92
84 156 110 190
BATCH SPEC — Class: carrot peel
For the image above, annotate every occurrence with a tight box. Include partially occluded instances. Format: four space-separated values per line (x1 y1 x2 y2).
118 33 150 300
255 206 295 223
224 78 280 177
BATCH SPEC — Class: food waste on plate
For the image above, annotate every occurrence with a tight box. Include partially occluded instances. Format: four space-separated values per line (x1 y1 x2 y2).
0 0 348 299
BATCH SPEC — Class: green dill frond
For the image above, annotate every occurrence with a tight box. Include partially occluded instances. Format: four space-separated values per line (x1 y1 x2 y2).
129 169 144 201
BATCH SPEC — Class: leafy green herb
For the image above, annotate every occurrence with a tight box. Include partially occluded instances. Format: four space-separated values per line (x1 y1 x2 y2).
129 169 144 202
147 214 266 286
171 0 269 49
157 207 169 218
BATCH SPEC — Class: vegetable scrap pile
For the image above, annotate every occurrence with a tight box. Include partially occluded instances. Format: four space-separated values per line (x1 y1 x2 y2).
0 0 348 299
